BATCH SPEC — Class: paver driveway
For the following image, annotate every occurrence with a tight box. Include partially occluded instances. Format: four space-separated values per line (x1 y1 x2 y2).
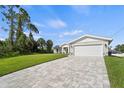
0 56 110 88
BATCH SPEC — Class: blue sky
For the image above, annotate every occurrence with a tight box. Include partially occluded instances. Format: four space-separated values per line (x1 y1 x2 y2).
0 5 124 48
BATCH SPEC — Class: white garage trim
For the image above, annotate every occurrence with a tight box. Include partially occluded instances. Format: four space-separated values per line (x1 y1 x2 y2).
74 44 103 56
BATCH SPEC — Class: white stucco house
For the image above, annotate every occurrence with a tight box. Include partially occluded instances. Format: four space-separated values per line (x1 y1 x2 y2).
54 34 112 56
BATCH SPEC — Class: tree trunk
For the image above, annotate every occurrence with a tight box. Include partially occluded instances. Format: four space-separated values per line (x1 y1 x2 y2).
8 6 14 50
16 15 23 41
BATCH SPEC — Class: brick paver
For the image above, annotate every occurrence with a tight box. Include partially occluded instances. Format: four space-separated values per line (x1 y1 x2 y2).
0 56 110 88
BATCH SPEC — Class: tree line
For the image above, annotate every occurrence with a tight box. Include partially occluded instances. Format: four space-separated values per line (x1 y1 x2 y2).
114 44 124 53
0 5 53 57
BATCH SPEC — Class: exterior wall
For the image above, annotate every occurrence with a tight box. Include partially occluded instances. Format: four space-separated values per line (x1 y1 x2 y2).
61 37 110 56
69 37 109 56
61 44 69 54
102 40 109 56
69 45 73 55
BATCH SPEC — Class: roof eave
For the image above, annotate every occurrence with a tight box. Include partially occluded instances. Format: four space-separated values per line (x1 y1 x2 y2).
68 35 113 44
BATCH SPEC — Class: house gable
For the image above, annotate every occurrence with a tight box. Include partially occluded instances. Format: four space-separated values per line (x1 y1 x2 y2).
70 37 108 45
78 37 100 43
61 44 69 48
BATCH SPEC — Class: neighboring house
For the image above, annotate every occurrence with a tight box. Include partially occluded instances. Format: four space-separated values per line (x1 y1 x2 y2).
53 45 61 54
54 34 112 56
111 49 121 54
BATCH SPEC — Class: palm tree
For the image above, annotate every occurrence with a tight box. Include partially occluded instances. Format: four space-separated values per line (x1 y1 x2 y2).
16 8 39 40
27 23 39 39
27 23 39 52
16 7 39 53
0 5 20 49
16 7 30 40
1 6 39 54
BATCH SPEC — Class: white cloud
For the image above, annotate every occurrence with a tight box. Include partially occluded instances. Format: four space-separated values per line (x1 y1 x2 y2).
48 19 67 29
33 22 46 28
71 5 90 15
24 31 29 36
0 37 5 41
59 30 83 38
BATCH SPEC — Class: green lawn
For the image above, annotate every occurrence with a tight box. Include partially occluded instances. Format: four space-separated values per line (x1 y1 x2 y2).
0 54 67 77
105 56 124 88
